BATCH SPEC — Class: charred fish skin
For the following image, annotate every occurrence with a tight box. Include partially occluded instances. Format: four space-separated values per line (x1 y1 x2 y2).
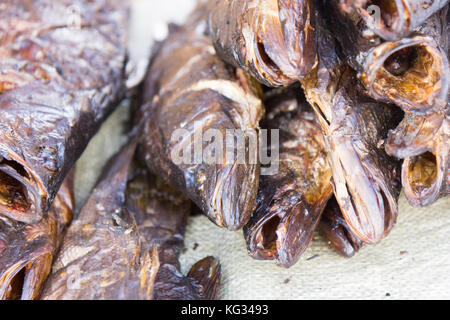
346 0 449 41
139 2 264 231
0 171 74 300
0 0 129 224
301 18 403 244
244 86 333 268
40 141 221 300
318 197 363 258
209 0 317 87
325 1 449 115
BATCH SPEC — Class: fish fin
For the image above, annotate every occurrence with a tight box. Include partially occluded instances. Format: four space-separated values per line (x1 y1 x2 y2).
187 256 221 300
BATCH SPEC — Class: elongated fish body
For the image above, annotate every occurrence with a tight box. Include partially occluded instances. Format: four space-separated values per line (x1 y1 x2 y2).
139 2 264 230
0 171 74 300
244 86 333 267
40 141 221 300
301 18 403 244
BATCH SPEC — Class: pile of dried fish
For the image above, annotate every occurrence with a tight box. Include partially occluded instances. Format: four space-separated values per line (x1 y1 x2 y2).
139 0 447 266
0 0 448 300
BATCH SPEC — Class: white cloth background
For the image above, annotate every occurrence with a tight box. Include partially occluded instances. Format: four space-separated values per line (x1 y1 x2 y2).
74 0 450 300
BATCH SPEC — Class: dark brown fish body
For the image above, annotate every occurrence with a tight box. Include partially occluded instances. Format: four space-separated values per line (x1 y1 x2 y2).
139 2 264 230
342 0 449 41
319 197 363 258
326 1 449 115
125 162 220 300
0 171 74 300
301 20 403 244
0 0 129 223
40 142 221 300
244 86 333 267
209 0 317 86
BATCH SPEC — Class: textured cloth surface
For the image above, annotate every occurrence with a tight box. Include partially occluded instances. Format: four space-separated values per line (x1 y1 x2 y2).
74 0 450 300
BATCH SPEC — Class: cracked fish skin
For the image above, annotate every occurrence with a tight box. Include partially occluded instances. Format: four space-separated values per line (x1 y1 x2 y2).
341 0 449 41
244 86 333 268
0 171 74 300
325 1 449 115
209 0 317 87
0 0 129 224
139 2 264 231
40 141 221 300
319 197 363 258
301 19 403 244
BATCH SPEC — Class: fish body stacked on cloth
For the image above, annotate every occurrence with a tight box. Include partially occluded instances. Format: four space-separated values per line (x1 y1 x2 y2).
40 141 221 300
209 0 317 86
139 1 265 230
0 172 74 300
0 0 129 223
301 16 403 245
244 86 333 267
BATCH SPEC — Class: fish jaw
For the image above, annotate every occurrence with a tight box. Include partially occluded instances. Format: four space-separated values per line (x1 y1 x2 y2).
319 197 364 258
187 256 221 300
327 136 399 244
363 36 449 114
0 253 52 300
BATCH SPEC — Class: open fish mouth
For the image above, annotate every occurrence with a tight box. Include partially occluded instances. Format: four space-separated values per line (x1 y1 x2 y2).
329 139 398 244
363 37 449 114
245 189 326 268
0 152 44 224
403 148 448 206
0 254 52 300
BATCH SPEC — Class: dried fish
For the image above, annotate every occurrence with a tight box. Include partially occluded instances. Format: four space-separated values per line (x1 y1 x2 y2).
40 141 221 300
139 2 264 230
244 86 333 267
0 0 129 223
319 197 364 258
209 0 317 86
326 1 449 114
301 19 403 244
387 113 449 206
0 171 74 300
384 8 449 206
